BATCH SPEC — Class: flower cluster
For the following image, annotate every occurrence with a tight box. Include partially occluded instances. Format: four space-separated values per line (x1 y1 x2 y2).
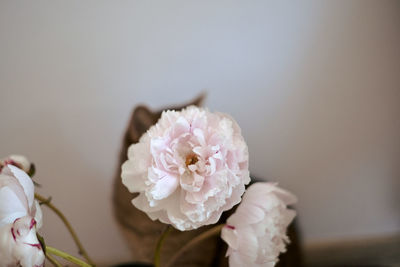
122 106 250 230
0 106 297 267
0 156 45 267
122 106 298 267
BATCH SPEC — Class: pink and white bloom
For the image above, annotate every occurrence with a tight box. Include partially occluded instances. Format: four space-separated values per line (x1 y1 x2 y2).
0 163 44 267
122 106 250 230
221 183 297 267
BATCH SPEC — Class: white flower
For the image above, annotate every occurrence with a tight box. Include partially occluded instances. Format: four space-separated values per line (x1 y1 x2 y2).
221 183 297 267
0 164 45 267
122 106 250 230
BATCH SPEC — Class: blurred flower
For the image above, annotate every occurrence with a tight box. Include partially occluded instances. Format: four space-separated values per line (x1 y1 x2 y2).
221 183 297 267
0 155 31 174
0 164 44 267
122 106 250 230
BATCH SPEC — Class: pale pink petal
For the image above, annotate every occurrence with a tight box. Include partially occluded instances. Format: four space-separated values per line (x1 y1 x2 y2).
221 226 239 250
150 175 178 200
171 117 190 137
150 138 168 155
269 186 298 206
32 201 43 229
121 161 147 192
228 205 265 227
193 128 206 146
180 174 203 193
236 227 258 261
7 165 34 209
0 187 27 226
122 143 150 192
228 252 247 267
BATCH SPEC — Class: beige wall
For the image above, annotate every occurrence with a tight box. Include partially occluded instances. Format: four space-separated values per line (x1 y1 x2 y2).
1 1 399 265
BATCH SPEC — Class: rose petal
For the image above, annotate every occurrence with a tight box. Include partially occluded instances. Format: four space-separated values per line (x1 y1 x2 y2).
236 227 258 261
121 161 147 192
221 226 239 250
150 175 178 200
0 187 27 227
228 205 265 227
33 201 43 229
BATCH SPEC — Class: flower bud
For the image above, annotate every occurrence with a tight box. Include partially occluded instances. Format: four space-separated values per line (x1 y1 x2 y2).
221 182 297 267
0 155 32 174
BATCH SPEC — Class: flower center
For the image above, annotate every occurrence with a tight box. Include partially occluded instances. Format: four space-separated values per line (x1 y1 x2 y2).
185 154 199 167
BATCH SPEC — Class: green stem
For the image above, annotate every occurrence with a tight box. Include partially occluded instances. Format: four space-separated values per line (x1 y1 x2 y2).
35 193 96 266
46 246 92 267
165 224 225 267
45 253 63 267
154 226 172 267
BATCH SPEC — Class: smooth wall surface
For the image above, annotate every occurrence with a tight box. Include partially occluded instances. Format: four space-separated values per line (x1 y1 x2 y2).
1 1 399 265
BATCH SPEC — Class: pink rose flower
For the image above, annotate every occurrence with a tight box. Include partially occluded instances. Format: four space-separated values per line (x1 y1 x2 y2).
122 106 250 230
221 183 297 267
0 164 44 267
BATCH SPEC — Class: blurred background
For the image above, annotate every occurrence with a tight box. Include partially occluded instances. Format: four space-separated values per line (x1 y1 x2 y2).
1 1 399 266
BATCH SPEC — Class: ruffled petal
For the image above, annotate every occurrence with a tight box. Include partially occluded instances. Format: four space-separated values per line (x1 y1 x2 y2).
229 252 248 267
221 226 239 250
0 183 28 227
150 175 178 200
228 204 265 227
33 201 43 229
236 226 258 262
121 161 147 192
